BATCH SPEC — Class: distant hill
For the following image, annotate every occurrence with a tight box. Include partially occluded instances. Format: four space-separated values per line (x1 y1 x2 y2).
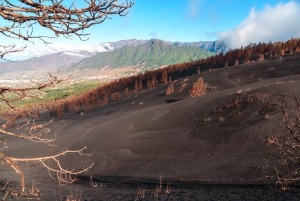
108 39 227 54
0 51 94 73
69 39 215 71
163 40 227 54
0 51 96 80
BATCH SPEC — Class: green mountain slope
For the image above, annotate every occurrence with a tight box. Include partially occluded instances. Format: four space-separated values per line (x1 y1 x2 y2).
69 39 215 70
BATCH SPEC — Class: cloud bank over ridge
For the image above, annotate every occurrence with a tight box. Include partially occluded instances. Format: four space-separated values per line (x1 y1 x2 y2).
218 1 300 49
4 42 114 61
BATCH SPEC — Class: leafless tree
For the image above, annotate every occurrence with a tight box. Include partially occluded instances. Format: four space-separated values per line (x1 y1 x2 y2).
0 0 134 196
0 73 94 193
0 0 134 60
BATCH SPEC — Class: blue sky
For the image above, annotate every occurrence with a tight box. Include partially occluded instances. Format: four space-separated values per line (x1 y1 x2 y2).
64 0 298 43
1 0 300 59
77 0 299 43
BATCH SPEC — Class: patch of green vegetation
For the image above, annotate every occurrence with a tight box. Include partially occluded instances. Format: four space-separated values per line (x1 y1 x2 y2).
70 39 215 70
0 81 103 110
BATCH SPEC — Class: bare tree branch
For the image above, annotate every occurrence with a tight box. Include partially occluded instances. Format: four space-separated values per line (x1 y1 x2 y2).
0 74 92 193
0 0 134 59
0 71 70 108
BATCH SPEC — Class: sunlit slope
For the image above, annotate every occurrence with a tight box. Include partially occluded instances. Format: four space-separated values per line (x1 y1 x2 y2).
69 39 215 70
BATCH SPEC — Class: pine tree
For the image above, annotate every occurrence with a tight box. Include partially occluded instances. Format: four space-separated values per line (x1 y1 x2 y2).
235 59 239 66
224 61 228 68
258 53 264 61
134 80 139 94
139 79 143 90
165 82 174 95
170 82 174 93
161 69 168 84
151 76 157 88
290 47 294 55
102 94 108 105
190 77 207 97
147 78 152 89
124 87 130 97
197 67 201 75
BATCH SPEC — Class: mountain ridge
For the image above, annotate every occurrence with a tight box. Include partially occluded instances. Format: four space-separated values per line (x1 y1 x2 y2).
0 39 225 80
68 39 215 71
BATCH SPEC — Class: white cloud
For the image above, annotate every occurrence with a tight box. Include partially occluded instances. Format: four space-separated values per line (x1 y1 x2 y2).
218 1 300 49
187 0 203 19
4 42 114 61
62 52 86 57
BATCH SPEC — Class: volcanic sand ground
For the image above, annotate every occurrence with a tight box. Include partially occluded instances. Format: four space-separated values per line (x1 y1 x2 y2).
2 54 300 200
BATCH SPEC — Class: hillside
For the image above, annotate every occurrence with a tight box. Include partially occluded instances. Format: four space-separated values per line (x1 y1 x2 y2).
0 51 95 81
69 39 215 70
109 39 227 54
3 52 300 200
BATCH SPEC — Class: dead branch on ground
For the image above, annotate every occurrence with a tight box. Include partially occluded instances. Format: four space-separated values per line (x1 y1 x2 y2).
270 94 300 190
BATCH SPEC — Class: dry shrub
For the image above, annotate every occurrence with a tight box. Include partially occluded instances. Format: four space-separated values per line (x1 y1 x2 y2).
219 117 225 122
190 77 207 97
178 83 187 92
138 186 146 199
258 54 265 62
268 67 275 71
180 78 190 84
110 92 122 101
203 117 211 122
207 85 217 91
237 89 243 94
177 78 189 92
262 94 300 190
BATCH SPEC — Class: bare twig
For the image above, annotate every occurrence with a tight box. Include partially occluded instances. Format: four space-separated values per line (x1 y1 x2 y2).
0 0 134 60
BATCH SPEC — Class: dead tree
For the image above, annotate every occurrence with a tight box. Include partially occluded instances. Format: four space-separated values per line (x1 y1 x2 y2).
0 0 134 60
271 94 300 190
0 73 94 193
190 77 207 97
0 0 134 195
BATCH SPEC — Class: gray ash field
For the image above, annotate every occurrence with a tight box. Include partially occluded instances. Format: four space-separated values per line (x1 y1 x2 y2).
2 53 300 200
